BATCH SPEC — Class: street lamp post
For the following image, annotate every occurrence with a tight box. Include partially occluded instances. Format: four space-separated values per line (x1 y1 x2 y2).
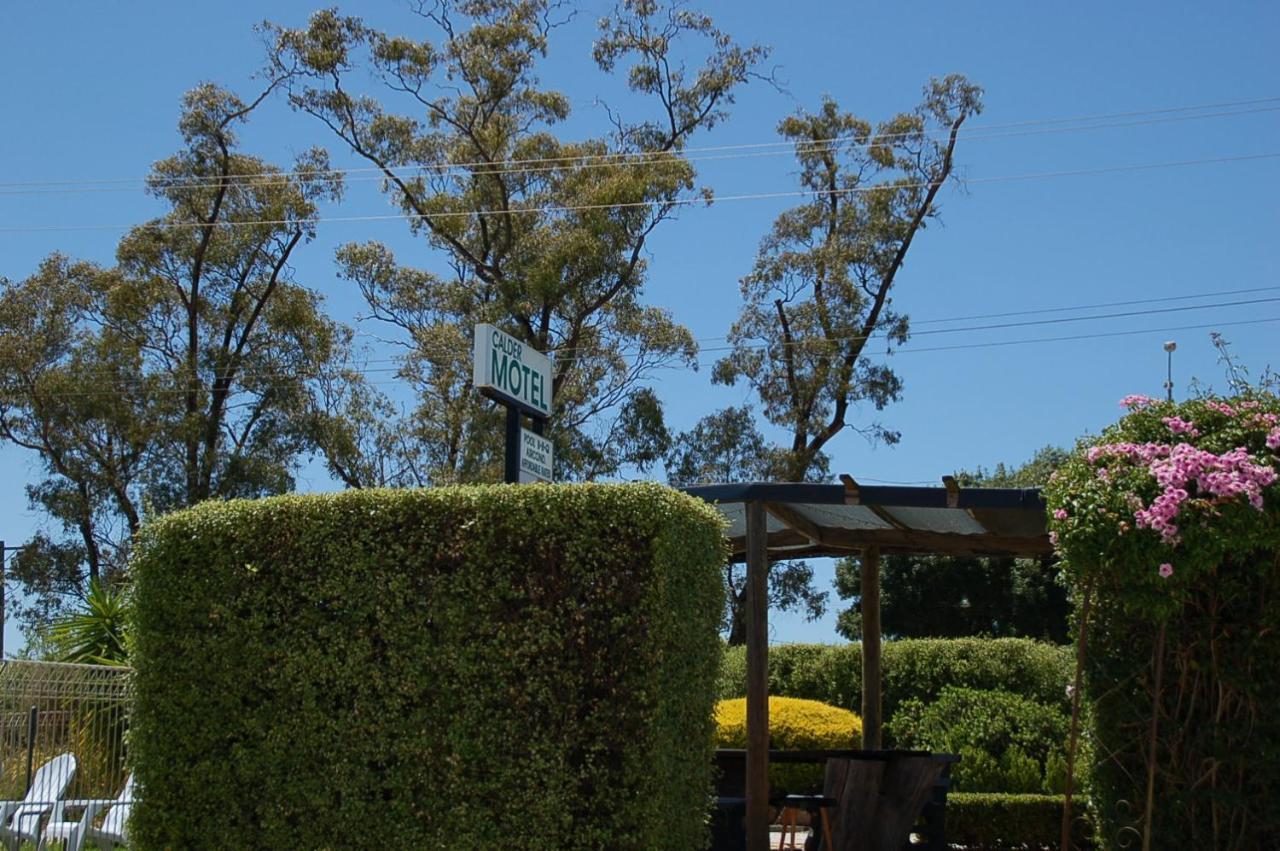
1163 340 1177 402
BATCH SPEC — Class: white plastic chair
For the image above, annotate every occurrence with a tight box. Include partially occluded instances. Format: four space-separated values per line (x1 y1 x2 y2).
0 753 77 851
42 773 133 851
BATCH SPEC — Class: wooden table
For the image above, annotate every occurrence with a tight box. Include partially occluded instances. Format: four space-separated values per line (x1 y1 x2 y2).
713 749 959 851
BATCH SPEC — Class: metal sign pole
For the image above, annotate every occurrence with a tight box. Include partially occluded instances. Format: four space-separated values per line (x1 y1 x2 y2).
505 407 522 484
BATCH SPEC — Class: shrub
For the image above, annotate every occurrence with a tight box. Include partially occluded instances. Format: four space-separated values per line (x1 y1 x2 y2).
717 638 1072 721
880 639 1071 718
947 793 1092 848
1046 392 1280 847
714 696 861 793
887 687 1068 793
129 483 726 850
715 642 839 706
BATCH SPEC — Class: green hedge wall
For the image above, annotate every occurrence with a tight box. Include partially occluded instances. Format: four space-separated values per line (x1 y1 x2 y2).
130 484 727 850
716 638 1071 724
947 793 1092 848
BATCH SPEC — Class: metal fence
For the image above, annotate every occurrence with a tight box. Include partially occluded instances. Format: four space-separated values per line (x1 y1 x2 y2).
0 660 132 802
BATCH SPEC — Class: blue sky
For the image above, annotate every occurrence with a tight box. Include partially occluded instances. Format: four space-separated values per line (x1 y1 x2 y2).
1 1 1277 653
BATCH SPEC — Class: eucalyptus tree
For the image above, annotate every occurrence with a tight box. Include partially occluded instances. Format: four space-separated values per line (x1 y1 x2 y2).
0 83 350 628
263 0 768 482
714 77 984 480
666 406 830 644
689 78 981 640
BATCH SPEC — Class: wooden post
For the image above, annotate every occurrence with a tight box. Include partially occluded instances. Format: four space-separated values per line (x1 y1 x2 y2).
745 500 770 851
861 545 882 750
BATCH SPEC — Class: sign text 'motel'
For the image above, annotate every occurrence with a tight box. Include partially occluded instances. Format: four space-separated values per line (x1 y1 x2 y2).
472 323 553 418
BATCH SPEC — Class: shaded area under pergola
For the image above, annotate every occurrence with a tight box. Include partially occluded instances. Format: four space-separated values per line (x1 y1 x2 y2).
684 476 1052 851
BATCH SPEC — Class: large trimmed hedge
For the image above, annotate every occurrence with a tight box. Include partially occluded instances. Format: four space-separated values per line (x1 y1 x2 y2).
716 638 1072 723
130 484 727 850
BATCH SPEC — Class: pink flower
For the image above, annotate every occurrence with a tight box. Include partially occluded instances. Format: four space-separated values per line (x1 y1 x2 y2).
1267 428 1280 451
1049 531 1059 546
1158 563 1174 579
1052 508 1069 520
1162 416 1199 437
1120 394 1156 409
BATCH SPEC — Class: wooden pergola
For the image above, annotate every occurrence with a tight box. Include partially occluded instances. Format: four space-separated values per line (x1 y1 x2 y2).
684 476 1052 851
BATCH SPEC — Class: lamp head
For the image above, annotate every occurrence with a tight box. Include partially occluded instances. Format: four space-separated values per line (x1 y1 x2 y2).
1163 341 1177 353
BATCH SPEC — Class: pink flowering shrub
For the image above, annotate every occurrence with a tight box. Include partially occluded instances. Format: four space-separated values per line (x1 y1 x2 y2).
1047 392 1280 614
1044 391 1280 846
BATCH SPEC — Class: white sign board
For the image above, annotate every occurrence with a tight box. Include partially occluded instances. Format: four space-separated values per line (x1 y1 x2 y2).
473 323 553 418
518 427 554 483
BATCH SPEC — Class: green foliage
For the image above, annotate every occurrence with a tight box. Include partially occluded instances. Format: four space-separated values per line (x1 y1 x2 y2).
49 578 130 665
956 445 1072 488
666 407 829 644
835 446 1071 643
717 639 1072 722
264 2 768 483
715 696 861 793
666 406 828 487
1045 392 1280 847
130 483 727 850
834 555 1069 643
947 793 1092 849
887 688 1067 793
713 78 983 480
0 84 352 632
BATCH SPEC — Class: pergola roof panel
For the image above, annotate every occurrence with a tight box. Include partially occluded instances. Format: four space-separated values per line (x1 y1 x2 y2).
790 503 896 531
878 506 987 535
683 478 1051 561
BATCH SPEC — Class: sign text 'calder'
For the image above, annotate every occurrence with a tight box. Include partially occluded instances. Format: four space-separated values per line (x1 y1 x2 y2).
472 323 553 418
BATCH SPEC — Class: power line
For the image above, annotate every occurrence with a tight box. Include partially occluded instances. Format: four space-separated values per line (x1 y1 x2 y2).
5 296 1277 400
10 283 1275 386
690 293 1280 357
3 102 1277 197
3 150 1277 235
903 294 1280 338
19 313 1280 400
691 314 1280 366
896 315 1280 355
910 284 1280 326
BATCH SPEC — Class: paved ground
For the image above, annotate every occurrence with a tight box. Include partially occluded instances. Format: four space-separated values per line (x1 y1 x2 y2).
770 824 814 850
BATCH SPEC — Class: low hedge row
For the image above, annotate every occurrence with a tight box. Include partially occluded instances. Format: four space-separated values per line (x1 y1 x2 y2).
717 638 1072 722
130 484 727 850
947 793 1092 849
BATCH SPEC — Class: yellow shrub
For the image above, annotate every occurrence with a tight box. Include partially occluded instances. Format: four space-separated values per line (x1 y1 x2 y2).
715 696 862 793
